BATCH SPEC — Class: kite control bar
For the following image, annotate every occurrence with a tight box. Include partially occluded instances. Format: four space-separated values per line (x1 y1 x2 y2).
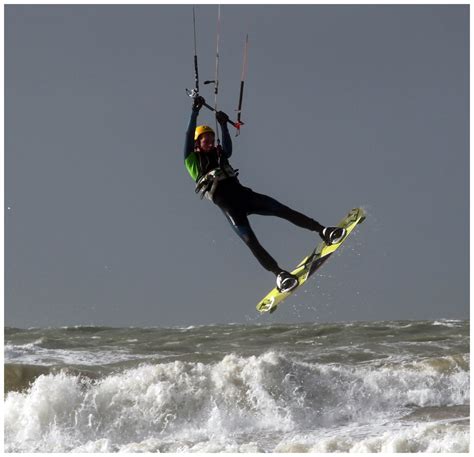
185 88 242 131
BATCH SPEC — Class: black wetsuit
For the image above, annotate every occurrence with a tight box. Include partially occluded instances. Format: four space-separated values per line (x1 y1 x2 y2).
184 108 323 276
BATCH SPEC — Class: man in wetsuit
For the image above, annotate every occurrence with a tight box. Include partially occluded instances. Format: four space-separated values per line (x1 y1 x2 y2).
184 96 345 293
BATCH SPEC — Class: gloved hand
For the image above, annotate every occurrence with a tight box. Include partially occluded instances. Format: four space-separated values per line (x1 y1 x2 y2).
192 95 205 111
216 110 229 125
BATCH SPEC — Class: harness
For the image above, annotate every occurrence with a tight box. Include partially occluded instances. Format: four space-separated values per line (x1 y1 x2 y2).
195 160 239 200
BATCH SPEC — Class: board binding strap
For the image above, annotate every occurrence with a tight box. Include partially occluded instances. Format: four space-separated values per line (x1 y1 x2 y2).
257 207 366 314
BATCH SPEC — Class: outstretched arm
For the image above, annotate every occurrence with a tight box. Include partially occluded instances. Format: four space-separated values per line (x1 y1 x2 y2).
184 109 199 160
217 111 232 158
184 96 206 160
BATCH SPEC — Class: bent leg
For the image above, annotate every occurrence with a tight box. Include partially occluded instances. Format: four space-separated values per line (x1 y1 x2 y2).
221 208 281 276
248 190 324 233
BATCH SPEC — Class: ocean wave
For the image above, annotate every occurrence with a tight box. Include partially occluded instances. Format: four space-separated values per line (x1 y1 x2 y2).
4 344 153 368
5 339 45 356
4 363 100 394
433 320 464 328
274 421 469 453
4 350 469 452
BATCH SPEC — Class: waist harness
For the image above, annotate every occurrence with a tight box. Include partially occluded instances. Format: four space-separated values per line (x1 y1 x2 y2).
195 162 239 200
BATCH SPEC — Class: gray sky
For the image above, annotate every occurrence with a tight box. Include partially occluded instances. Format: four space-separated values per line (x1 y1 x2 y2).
5 5 469 328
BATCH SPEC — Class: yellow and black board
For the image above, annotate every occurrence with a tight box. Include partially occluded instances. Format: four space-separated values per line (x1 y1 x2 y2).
257 208 366 314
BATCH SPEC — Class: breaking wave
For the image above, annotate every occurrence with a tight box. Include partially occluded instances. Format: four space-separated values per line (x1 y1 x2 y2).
5 350 469 452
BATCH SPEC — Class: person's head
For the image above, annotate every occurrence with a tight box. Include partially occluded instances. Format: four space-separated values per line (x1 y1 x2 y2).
194 125 215 153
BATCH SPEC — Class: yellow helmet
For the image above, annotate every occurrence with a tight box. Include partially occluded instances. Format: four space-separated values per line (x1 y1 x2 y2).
194 125 215 141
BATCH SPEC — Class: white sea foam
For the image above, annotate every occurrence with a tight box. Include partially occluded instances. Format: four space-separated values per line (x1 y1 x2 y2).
4 344 153 366
4 339 45 357
274 421 469 453
433 320 463 328
4 351 469 452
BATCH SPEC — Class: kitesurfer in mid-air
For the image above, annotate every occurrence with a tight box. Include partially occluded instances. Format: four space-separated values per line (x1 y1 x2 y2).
184 96 346 293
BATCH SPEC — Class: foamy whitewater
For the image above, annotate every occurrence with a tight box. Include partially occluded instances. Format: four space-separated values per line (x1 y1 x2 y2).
4 320 469 452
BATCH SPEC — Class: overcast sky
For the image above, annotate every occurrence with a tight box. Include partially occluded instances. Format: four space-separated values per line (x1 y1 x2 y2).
5 4 469 328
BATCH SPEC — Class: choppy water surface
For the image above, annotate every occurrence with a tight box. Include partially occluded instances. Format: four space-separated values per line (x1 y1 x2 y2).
4 319 469 452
